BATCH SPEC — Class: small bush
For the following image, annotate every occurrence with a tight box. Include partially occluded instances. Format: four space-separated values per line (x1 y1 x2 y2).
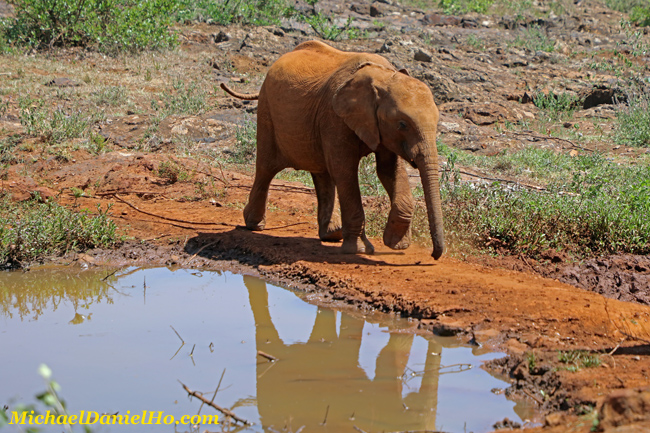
92 86 127 107
157 160 190 183
630 6 650 26
303 14 361 41
3 0 178 53
0 200 119 267
607 0 650 25
533 91 581 120
615 94 650 147
19 100 92 144
557 350 601 371
358 153 384 197
513 25 555 52
174 0 295 25
438 0 493 14
152 80 207 117
229 117 257 163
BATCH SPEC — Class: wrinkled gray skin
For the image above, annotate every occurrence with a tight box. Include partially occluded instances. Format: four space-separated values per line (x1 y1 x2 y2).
222 40 445 259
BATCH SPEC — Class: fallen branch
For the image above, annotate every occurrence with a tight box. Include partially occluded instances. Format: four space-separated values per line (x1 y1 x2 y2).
96 190 169 197
180 382 252 426
504 130 594 152
522 388 544 405
184 240 221 267
257 350 278 362
264 221 310 230
113 194 237 227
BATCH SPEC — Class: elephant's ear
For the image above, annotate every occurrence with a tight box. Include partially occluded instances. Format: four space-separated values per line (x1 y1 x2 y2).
332 65 380 151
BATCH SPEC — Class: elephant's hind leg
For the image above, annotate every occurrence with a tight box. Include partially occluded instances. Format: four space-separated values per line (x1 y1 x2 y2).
311 172 343 242
331 161 374 254
376 150 415 250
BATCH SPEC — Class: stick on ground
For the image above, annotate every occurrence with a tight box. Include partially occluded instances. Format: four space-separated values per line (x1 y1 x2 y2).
180 382 252 426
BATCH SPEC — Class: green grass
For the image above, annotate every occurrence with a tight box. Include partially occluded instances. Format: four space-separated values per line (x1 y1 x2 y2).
302 14 364 41
92 86 128 107
438 0 494 14
19 99 94 144
151 80 208 118
228 116 258 163
157 159 190 183
435 150 650 258
606 0 650 26
557 350 601 371
615 93 650 147
0 198 119 267
174 0 295 25
512 25 555 52
533 91 581 121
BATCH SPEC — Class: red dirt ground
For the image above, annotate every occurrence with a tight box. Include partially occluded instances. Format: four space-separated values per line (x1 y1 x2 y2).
10 150 646 431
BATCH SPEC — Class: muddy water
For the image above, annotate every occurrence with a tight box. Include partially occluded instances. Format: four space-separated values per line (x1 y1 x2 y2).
1 267 529 432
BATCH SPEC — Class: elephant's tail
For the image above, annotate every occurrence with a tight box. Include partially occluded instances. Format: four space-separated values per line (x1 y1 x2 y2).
220 83 259 100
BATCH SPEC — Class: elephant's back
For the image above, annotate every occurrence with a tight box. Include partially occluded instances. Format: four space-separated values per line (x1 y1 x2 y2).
267 41 351 84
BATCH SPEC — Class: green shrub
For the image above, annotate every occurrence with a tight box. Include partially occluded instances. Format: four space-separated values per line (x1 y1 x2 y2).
513 25 555 52
0 199 119 267
436 153 650 258
606 0 650 25
4 0 178 53
303 14 361 41
229 116 257 163
438 0 493 14
151 80 207 117
158 159 190 183
615 94 650 147
630 6 650 26
557 350 601 371
19 100 92 144
174 0 295 25
533 91 581 120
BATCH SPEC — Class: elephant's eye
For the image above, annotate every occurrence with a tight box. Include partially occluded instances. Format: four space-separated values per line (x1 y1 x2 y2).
398 120 408 131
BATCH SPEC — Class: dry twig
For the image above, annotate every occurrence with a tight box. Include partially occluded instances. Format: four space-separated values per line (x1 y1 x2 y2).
180 382 252 426
257 350 278 362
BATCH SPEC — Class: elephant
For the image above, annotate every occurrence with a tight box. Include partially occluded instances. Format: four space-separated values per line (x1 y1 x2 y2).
221 40 445 259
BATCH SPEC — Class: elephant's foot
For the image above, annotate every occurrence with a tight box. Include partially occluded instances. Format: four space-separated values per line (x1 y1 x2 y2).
383 220 412 250
341 235 375 255
243 206 266 231
319 223 343 242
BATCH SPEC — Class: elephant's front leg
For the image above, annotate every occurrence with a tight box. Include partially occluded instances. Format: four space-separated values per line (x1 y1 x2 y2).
331 158 374 254
376 149 415 250
311 172 343 242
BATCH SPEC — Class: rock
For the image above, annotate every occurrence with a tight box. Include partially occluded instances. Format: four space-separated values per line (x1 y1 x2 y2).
545 412 570 427
421 71 461 103
369 2 385 17
493 417 521 429
422 13 460 27
31 187 56 202
598 388 650 431
580 85 626 109
214 31 230 43
414 49 433 62
462 103 517 125
350 3 371 15
45 77 81 87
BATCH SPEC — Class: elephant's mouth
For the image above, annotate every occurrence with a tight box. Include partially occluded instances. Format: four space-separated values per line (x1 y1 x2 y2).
400 141 417 168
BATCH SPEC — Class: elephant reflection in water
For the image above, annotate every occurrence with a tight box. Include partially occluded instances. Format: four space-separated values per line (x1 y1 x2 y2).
244 276 442 432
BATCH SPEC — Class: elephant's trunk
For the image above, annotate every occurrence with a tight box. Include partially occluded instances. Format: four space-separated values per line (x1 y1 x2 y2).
415 136 445 260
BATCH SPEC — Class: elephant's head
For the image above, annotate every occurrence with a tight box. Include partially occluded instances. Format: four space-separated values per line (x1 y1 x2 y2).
332 63 445 260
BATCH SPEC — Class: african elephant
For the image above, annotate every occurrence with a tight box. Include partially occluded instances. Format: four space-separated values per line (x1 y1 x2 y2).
221 40 445 259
